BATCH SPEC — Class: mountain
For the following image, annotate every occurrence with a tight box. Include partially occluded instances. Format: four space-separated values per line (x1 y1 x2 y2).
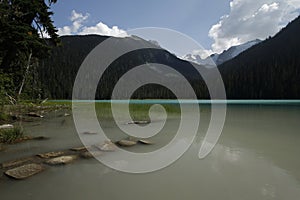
38 35 209 99
215 39 262 65
38 15 300 99
218 16 300 99
183 39 261 66
182 53 215 66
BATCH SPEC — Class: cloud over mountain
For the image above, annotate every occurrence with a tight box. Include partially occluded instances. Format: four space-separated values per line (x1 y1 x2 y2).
58 10 128 37
209 0 300 53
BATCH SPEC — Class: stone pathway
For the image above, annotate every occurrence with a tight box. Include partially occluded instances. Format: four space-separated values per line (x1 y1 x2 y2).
0 138 154 181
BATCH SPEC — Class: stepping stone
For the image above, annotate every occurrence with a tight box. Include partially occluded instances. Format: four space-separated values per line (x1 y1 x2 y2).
80 151 103 159
22 136 49 141
117 140 137 147
127 120 150 125
1 157 34 168
94 141 117 152
5 164 44 180
31 136 50 140
45 155 77 165
37 151 65 159
82 131 97 135
70 146 87 152
138 139 154 145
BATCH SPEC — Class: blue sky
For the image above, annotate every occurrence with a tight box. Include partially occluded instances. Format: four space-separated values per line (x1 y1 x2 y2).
51 0 231 49
51 0 300 57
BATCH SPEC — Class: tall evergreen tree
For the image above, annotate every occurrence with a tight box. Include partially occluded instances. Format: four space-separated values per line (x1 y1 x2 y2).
0 0 59 100
0 0 59 71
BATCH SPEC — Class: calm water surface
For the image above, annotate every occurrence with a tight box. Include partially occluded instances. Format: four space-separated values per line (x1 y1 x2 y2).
1 102 300 200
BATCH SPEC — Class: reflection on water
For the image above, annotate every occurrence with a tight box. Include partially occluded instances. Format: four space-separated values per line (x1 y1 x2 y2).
1 104 300 200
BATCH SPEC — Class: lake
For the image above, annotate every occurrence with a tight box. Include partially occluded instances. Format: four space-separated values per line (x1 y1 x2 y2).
1 101 300 200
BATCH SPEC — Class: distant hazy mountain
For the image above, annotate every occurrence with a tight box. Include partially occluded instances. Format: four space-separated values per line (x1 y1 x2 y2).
182 53 215 66
183 39 262 66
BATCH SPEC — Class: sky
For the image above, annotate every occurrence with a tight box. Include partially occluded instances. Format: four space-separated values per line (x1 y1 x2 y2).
51 0 300 58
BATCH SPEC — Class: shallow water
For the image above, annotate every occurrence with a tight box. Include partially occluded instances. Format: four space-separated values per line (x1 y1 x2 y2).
1 103 300 200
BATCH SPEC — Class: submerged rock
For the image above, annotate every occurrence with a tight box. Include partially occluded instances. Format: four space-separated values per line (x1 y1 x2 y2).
31 136 50 140
82 131 97 135
37 151 65 159
1 157 34 168
117 140 137 147
94 141 117 152
80 151 103 159
45 155 77 165
5 163 44 180
70 146 87 152
138 139 154 145
127 120 150 125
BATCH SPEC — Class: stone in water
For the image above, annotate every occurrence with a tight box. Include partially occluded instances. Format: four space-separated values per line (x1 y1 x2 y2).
5 163 44 180
37 151 65 159
138 139 154 145
80 151 103 159
82 131 97 135
70 146 87 151
127 121 150 125
94 141 117 152
117 140 137 147
2 157 34 168
45 155 77 165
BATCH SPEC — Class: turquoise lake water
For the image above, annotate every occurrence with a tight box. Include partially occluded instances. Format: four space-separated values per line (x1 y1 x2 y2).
1 101 300 200
51 99 300 105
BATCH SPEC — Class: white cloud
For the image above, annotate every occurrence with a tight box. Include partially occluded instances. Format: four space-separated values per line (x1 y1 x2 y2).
58 26 72 35
58 10 128 37
208 0 300 54
79 22 128 37
69 10 89 22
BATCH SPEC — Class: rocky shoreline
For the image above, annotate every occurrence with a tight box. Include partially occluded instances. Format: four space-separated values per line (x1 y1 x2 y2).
1 103 154 181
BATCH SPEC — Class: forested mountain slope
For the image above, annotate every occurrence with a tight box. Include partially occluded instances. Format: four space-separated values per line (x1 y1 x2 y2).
219 16 300 99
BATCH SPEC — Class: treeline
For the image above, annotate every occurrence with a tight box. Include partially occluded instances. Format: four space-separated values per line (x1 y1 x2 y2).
38 35 108 98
